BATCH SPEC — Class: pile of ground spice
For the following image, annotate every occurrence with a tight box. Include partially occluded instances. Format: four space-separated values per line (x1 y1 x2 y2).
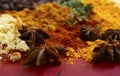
46 25 87 49
84 0 120 32
45 24 104 63
4 2 71 31
45 24 88 64
66 40 104 64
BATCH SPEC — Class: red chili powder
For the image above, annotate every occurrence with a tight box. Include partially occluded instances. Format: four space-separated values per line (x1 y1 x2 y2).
45 24 88 49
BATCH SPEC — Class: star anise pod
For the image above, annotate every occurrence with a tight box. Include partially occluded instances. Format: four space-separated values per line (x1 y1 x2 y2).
19 26 50 48
23 46 68 66
101 29 120 41
93 36 120 62
80 25 100 41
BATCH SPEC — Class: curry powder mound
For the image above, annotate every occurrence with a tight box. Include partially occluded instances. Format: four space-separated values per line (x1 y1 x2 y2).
85 0 120 32
7 2 71 31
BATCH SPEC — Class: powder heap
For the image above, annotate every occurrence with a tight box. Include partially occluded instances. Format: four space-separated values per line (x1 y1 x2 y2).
84 0 120 32
66 39 104 64
6 2 71 31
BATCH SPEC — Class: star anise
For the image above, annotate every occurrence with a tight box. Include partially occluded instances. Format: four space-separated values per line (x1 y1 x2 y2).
19 26 50 48
92 37 120 62
101 29 120 41
23 46 68 66
80 25 100 41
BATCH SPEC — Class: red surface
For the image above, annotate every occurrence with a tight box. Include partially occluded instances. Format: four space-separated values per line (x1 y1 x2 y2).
0 59 120 76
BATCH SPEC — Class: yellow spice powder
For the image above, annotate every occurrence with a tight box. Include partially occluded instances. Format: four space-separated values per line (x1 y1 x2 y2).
84 0 120 32
8 2 71 31
66 40 104 63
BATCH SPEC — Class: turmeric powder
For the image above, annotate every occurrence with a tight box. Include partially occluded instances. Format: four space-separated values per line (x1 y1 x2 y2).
66 39 104 63
8 2 71 31
84 0 120 32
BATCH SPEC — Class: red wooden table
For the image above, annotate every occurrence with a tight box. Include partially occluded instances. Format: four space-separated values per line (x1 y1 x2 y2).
0 59 120 76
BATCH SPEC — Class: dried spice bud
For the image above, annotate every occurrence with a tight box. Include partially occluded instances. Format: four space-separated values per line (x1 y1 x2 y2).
101 29 120 41
80 25 100 41
53 46 68 55
24 46 67 66
93 37 120 62
24 47 46 66
45 46 61 65
19 26 50 48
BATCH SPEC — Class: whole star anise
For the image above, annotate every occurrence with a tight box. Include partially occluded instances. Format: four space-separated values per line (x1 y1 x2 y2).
93 37 120 62
80 25 100 41
101 29 120 41
19 26 50 48
23 46 68 66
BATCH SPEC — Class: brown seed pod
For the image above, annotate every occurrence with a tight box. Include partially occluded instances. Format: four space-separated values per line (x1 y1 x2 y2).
23 46 67 66
19 26 50 48
80 25 100 41
93 37 120 62
101 29 120 41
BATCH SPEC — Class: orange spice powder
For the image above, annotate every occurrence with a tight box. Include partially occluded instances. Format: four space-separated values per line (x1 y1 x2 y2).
4 2 71 31
45 25 88 49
